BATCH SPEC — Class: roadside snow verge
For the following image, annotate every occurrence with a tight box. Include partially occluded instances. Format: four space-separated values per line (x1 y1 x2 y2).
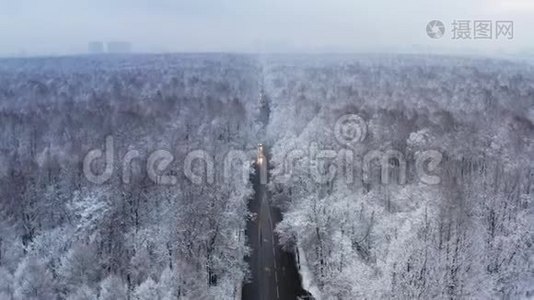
296 243 322 300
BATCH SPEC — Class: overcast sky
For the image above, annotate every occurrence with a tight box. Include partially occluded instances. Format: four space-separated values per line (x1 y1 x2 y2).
0 0 533 56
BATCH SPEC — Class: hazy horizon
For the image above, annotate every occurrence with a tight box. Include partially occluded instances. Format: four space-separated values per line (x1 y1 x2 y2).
0 0 533 57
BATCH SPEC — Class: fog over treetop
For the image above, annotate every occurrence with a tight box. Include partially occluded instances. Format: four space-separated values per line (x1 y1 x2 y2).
0 0 533 56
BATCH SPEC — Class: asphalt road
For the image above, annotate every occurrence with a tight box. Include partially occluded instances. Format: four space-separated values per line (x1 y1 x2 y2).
242 154 311 300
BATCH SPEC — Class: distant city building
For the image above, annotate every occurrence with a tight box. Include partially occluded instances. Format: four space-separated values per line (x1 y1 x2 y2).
106 41 132 54
88 41 105 54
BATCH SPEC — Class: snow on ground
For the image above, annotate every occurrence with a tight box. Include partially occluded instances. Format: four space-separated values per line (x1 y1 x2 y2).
296 244 322 300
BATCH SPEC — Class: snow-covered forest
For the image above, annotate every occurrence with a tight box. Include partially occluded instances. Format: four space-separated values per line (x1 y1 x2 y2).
264 55 534 299
0 55 260 299
0 54 533 299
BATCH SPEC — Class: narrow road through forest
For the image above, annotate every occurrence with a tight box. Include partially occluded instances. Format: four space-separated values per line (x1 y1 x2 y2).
241 146 311 300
